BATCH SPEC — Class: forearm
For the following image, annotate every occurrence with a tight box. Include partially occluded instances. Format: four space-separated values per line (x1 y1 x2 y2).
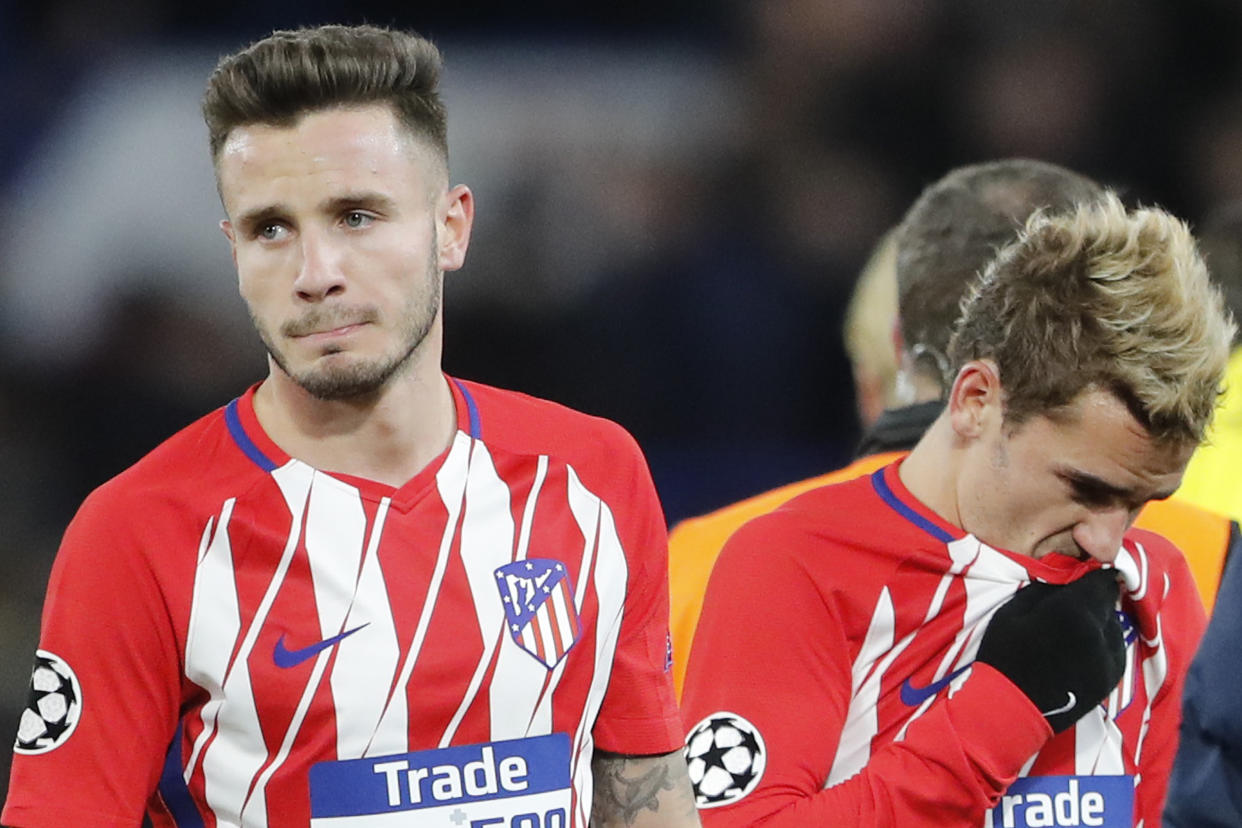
701 667 1050 827
591 749 701 827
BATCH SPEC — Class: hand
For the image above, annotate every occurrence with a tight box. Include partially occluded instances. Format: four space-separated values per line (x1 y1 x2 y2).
976 569 1126 733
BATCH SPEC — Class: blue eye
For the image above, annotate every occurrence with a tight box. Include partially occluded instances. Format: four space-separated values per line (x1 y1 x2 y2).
259 223 287 241
343 211 372 229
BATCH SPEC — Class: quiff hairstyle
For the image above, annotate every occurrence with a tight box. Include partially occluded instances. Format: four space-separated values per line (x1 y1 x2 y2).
949 192 1235 444
1196 200 1242 345
895 159 1104 389
203 24 448 168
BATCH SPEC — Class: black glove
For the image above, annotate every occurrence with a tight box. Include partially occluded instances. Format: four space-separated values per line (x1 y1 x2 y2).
976 569 1126 733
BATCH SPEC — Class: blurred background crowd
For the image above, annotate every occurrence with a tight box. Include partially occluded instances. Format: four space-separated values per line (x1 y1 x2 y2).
4 0 1242 800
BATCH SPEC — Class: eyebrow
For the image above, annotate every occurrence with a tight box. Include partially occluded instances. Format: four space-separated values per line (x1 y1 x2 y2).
1056 467 1177 505
319 191 399 214
234 204 288 235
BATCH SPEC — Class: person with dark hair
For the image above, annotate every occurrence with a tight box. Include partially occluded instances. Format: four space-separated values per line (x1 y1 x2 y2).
681 192 1233 826
2 25 699 828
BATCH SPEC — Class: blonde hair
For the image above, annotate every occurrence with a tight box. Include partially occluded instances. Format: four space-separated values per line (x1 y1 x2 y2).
844 229 901 423
949 192 1235 444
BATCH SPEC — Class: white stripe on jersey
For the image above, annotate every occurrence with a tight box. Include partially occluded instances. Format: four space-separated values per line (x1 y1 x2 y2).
335 497 398 757
443 452 550 746
895 537 999 740
200 462 315 826
369 431 473 755
1132 569 1169 779
1074 708 1126 775
567 465 627 826
183 501 238 784
827 585 894 786
830 536 1030 784
462 441 548 744
243 474 392 823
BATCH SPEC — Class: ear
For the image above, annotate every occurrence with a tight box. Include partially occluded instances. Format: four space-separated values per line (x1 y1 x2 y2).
437 184 474 272
219 219 238 267
890 317 905 365
946 359 1003 439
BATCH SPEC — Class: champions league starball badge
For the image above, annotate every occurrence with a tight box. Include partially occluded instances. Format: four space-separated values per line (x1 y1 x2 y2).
684 712 767 808
15 650 83 754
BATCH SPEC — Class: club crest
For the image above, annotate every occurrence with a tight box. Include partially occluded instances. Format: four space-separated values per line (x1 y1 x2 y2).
495 559 581 669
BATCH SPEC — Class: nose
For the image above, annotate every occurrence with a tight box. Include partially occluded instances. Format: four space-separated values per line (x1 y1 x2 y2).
293 231 346 301
1071 506 1131 563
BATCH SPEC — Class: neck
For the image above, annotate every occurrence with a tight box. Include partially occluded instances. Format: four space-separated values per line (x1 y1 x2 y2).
251 346 456 488
896 410 965 530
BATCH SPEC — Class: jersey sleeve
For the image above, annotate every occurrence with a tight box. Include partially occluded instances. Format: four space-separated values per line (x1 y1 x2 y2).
680 516 1051 826
588 425 683 757
2 485 183 828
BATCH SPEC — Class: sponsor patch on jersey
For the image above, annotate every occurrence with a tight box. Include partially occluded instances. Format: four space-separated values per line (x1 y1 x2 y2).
495 559 581 669
986 775 1134 828
309 733 571 826
14 649 83 755
684 712 766 809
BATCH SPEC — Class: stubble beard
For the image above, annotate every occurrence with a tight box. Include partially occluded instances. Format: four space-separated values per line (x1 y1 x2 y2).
255 257 442 402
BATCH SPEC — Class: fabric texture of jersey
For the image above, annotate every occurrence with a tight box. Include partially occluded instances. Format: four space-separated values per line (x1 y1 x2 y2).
667 451 902 698
1175 347 1242 522
671 400 1231 703
680 461 1207 827
3 378 682 828
1164 530 1242 827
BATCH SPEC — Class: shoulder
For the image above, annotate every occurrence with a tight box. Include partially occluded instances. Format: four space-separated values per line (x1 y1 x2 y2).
718 466 900 569
672 451 906 546
457 378 649 476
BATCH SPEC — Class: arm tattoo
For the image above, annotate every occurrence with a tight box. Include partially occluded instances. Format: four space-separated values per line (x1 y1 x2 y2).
590 750 700 826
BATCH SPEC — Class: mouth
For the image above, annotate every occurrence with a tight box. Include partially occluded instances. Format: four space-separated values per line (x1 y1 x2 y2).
293 322 367 340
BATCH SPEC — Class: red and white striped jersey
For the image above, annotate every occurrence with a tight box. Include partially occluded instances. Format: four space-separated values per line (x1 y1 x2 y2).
4 378 682 828
680 461 1206 828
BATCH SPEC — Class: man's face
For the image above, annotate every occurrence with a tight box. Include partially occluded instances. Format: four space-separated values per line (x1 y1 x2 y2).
216 104 471 400
956 382 1194 562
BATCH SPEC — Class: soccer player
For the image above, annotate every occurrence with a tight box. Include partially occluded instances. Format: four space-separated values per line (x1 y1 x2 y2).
680 192 1234 826
669 160 1236 699
2 25 698 828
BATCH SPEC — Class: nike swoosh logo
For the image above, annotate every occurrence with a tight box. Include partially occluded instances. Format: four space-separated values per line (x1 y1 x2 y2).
273 623 370 669
899 663 972 707
1041 691 1077 717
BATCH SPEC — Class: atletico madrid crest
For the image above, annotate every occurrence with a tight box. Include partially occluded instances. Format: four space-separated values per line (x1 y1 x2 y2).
495 559 582 669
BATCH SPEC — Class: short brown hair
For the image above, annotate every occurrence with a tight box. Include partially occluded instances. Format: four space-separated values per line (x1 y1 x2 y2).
949 192 1235 444
896 159 1103 389
203 24 448 167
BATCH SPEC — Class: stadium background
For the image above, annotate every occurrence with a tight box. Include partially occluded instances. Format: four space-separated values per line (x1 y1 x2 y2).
2 0 1242 803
